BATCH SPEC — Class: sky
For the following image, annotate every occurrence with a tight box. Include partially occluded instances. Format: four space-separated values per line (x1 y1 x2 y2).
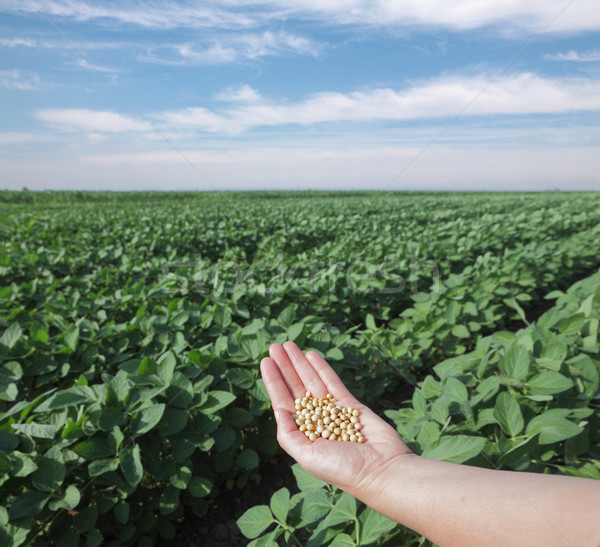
1 0 599 192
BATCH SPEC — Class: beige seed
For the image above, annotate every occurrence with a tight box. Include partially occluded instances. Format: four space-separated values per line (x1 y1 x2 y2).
299 424 307 432
309 432 318 441
350 435 357 442
351 416 358 424
322 429 331 439
352 409 359 417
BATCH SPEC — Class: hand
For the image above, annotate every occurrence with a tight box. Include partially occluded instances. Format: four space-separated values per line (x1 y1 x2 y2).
260 342 413 497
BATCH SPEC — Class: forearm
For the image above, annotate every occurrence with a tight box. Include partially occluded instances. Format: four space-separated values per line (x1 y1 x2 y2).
351 454 600 547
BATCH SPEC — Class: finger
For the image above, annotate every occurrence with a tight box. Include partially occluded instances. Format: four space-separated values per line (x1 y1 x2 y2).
268 343 306 399
260 357 296 413
282 341 328 397
274 408 314 461
305 350 356 403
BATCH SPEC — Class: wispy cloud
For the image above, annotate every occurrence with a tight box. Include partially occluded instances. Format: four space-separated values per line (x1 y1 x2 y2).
35 108 152 133
0 37 37 47
5 0 600 33
214 84 262 103
0 70 41 90
35 73 600 138
157 73 600 133
4 0 265 30
142 31 320 65
545 49 600 62
72 58 123 74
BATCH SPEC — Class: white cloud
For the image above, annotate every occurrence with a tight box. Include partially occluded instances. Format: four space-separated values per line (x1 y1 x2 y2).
0 70 41 90
4 0 600 33
2 0 263 30
0 37 36 47
545 49 600 62
32 74 600 139
214 84 262 102
35 109 152 133
158 73 600 133
72 58 122 73
143 31 319 66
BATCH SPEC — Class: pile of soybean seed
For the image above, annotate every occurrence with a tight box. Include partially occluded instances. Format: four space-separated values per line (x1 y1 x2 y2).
293 391 365 443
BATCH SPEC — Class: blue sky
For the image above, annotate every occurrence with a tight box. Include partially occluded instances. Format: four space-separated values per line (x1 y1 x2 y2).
1 1 599 191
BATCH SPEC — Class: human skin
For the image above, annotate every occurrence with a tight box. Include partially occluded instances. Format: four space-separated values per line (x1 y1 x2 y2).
260 341 600 547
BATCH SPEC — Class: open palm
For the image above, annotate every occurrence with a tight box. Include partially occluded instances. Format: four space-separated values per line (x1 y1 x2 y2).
260 342 413 494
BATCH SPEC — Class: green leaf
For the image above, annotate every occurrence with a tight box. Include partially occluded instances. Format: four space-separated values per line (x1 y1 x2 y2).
170 465 192 489
451 324 470 339
63 325 79 352
157 351 177 384
237 505 274 539
287 322 304 342
299 489 331 524
0 323 22 350
132 403 166 436
49 386 96 409
119 444 143 487
324 492 357 527
228 368 255 390
201 391 236 414
12 452 38 477
526 371 573 395
106 373 130 405
493 392 524 437
73 439 113 460
559 313 586 336
292 464 327 492
417 421 441 448
526 414 583 445
114 501 130 524
49 485 80 511
0 431 20 452
86 528 103 547
358 506 397 545
9 490 50 519
189 476 212 498
443 377 468 403
330 534 355 547
0 361 23 381
499 344 530 380
32 451 66 492
158 408 188 435
237 449 259 470
159 485 180 515
325 347 344 361
422 435 486 463
88 458 119 477
11 423 57 439
270 487 290 524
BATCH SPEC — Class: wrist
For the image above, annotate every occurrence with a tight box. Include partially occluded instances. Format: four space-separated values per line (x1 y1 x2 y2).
349 453 421 515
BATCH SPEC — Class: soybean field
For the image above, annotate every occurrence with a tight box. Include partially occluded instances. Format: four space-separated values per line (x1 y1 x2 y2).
1 190 599 546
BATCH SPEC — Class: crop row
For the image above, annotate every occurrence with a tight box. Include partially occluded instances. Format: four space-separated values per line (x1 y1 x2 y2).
0 191 599 545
